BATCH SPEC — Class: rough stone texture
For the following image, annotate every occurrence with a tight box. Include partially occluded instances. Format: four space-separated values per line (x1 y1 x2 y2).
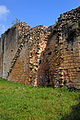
0 7 80 89
0 22 30 79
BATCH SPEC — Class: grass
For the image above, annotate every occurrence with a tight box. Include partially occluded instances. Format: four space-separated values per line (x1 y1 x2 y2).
0 78 80 120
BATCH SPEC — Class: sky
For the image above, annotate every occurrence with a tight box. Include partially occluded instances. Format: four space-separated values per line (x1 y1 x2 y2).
0 0 80 36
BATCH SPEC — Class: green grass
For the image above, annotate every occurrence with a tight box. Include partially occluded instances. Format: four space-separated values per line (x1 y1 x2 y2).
0 78 80 120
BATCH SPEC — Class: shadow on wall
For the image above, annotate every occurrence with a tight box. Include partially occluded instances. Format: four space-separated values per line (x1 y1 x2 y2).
36 32 58 87
61 101 80 120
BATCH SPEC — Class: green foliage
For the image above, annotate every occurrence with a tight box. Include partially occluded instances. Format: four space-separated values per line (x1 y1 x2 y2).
31 41 34 46
0 78 80 120
72 22 79 30
30 63 34 67
55 20 58 24
75 22 79 27
12 18 20 25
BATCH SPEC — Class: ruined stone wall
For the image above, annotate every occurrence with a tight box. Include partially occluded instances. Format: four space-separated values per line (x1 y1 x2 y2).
0 6 80 89
8 43 30 85
26 26 50 86
0 22 30 79
34 6 80 88
53 6 80 88
1 27 19 79
8 25 51 85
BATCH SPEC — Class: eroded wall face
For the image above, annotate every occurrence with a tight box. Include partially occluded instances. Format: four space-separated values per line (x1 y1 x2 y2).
1 27 19 79
8 43 30 85
57 8 80 89
60 34 80 88
36 34 57 86
7 25 50 85
36 32 66 87
0 23 31 80
27 26 49 86
36 29 80 88
0 7 80 89
36 6 80 88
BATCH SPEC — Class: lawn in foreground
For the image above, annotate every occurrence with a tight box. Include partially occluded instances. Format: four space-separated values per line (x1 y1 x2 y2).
0 78 80 120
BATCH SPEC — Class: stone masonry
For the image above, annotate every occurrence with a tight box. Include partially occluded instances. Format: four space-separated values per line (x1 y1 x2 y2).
0 7 80 89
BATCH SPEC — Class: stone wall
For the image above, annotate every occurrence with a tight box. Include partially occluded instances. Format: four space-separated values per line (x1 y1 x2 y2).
0 6 80 89
0 22 30 79
8 25 51 85
53 6 80 88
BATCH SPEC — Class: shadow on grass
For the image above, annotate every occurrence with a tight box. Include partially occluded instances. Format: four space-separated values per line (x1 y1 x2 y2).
61 102 80 120
61 87 80 120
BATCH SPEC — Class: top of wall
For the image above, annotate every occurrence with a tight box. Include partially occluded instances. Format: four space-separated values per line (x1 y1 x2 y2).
58 6 80 25
0 6 80 39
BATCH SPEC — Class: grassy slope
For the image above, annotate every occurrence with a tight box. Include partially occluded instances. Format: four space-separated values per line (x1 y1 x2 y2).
0 78 80 120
